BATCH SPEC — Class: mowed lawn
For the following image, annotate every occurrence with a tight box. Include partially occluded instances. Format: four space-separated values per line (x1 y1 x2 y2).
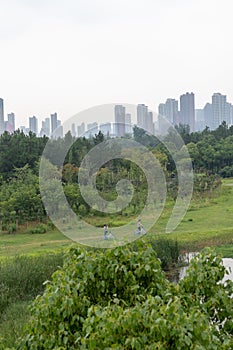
0 178 233 257
151 178 233 252
0 229 71 257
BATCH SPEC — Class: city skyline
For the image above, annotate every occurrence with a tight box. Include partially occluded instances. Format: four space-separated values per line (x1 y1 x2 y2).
1 90 233 137
1 89 233 130
0 0 233 127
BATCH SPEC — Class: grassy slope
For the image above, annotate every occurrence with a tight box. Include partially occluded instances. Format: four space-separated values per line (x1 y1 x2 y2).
0 181 233 347
148 179 233 254
0 229 71 258
0 179 232 258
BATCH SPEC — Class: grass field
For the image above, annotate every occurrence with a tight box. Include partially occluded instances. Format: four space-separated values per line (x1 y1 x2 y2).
0 181 232 348
0 179 232 257
149 178 233 254
0 229 71 258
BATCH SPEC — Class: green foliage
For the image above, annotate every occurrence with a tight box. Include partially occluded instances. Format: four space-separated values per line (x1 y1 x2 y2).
78 204 88 217
148 238 179 269
220 165 233 178
19 243 167 349
0 165 44 227
0 131 48 180
18 246 233 349
29 224 48 234
0 253 63 314
0 302 29 350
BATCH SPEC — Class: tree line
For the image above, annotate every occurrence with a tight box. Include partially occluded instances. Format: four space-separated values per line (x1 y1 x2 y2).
0 123 231 231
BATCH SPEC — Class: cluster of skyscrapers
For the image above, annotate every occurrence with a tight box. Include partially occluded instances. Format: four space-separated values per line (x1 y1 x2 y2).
0 92 233 138
0 98 63 138
158 92 233 133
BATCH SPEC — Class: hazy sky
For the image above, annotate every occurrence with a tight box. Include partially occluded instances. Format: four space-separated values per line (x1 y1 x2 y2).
1 0 233 127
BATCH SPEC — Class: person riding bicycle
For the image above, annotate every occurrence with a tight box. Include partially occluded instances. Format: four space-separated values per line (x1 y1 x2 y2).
103 224 108 240
137 219 143 233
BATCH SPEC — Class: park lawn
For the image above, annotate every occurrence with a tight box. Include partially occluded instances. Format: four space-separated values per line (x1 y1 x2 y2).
0 179 233 257
0 229 71 258
148 180 233 254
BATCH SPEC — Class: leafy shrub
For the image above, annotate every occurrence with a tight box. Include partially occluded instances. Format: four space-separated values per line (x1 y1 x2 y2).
78 204 88 217
220 165 233 178
19 243 167 349
47 220 56 230
18 246 233 349
7 223 17 234
29 224 47 234
81 296 223 349
80 249 233 349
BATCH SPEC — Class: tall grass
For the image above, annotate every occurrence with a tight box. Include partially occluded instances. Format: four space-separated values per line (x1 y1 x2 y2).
0 253 64 349
0 253 64 313
148 238 180 269
0 301 29 349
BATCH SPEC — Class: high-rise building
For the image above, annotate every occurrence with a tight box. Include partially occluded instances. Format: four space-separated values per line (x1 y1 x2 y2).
29 116 38 135
229 104 233 125
71 123 76 137
158 103 166 117
115 105 125 137
137 104 148 128
158 99 178 125
203 103 212 129
146 111 154 134
137 104 154 134
0 98 5 134
168 99 179 125
195 109 205 131
77 122 85 137
51 113 58 134
180 92 195 132
212 93 231 129
40 117 50 137
7 113 15 133
125 113 133 134
226 103 233 125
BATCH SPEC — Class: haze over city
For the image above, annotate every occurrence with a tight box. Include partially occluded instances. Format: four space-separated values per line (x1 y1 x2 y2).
1 0 233 127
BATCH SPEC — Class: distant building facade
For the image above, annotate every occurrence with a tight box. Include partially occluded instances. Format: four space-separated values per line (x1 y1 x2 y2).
203 103 213 129
180 92 195 132
29 116 38 135
6 113 15 133
51 113 58 134
212 93 230 129
40 117 50 137
77 122 85 137
0 98 4 134
195 109 205 131
114 105 126 137
125 113 133 134
158 99 179 125
137 104 154 134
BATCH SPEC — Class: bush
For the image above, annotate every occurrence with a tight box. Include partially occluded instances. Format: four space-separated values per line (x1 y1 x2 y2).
18 246 233 349
29 224 47 234
19 243 167 349
78 204 88 217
